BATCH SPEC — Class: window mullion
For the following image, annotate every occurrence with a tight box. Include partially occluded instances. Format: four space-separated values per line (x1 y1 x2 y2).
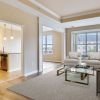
86 33 87 56
46 35 47 53
96 32 98 52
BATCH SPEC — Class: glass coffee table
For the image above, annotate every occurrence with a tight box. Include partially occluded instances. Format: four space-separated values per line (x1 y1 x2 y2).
64 64 94 85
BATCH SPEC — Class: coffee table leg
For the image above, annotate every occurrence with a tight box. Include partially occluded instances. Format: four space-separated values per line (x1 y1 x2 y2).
65 71 89 85
81 73 88 80
81 73 84 80
57 67 64 76
87 74 89 85
65 70 67 81
81 73 89 85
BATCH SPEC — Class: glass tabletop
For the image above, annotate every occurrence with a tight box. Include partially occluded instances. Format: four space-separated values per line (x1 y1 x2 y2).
64 64 94 75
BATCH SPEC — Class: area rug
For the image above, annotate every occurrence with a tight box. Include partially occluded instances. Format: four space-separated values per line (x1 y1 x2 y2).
8 70 100 100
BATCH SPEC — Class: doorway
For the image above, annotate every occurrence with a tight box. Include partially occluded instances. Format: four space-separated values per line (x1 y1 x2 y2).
0 21 23 83
42 26 62 73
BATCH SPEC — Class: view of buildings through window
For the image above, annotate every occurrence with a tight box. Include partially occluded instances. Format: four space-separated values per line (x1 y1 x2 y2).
72 31 100 56
43 35 53 54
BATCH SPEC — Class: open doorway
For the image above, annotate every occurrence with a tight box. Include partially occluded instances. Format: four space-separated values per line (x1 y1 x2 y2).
42 26 62 73
0 21 23 83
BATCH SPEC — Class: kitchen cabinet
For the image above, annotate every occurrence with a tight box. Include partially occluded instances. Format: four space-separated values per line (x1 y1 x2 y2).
0 54 8 71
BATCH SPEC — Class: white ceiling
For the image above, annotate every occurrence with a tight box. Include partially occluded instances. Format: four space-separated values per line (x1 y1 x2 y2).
62 17 100 28
43 26 53 32
36 0 100 17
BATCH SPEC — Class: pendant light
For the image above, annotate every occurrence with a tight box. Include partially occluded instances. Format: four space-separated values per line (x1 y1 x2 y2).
10 24 14 40
3 24 7 41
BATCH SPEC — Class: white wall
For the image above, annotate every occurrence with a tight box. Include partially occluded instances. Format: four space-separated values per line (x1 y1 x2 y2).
8 54 21 72
0 2 38 76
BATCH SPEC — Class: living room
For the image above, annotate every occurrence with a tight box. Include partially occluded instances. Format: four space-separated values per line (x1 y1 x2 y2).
0 0 100 100
65 22 100 68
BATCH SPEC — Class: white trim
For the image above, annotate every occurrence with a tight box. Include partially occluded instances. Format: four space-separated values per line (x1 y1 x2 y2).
71 29 100 52
71 29 100 34
24 70 38 77
8 68 21 72
0 20 22 27
62 9 100 19
71 32 74 52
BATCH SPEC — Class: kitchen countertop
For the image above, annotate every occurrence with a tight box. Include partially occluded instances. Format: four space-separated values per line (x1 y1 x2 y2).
0 53 21 57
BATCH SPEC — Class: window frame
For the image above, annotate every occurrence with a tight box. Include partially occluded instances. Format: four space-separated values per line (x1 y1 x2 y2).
71 30 100 56
42 34 53 55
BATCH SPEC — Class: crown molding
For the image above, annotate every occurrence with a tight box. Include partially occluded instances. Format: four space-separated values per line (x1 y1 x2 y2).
19 0 60 22
0 0 61 22
29 0 60 18
1 0 100 23
61 9 100 23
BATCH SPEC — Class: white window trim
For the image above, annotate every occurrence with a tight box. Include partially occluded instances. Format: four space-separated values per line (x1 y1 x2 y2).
71 29 100 53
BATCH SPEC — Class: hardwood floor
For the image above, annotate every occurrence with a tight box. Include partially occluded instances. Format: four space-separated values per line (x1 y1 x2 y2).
0 70 30 100
0 62 59 100
0 77 33 100
0 70 22 83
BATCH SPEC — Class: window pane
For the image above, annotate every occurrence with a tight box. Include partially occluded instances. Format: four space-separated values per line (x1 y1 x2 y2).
98 33 100 44
76 33 86 44
98 45 100 52
77 45 86 55
47 35 53 44
87 45 96 52
43 36 46 44
43 45 46 49
47 45 53 54
43 45 46 54
87 33 96 44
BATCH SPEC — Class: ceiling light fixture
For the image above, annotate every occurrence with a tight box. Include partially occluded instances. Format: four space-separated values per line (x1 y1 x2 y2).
3 37 7 41
3 24 7 41
10 24 14 40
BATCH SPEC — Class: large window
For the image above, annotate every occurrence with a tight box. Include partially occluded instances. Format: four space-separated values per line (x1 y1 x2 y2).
43 35 53 54
72 31 100 56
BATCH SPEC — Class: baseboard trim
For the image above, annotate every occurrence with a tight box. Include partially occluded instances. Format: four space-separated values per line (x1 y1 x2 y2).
44 61 62 63
8 68 21 72
24 70 38 77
